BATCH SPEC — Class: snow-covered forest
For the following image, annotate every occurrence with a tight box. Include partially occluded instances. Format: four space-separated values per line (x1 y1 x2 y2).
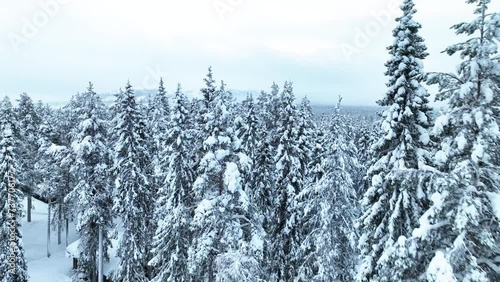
1 0 499 281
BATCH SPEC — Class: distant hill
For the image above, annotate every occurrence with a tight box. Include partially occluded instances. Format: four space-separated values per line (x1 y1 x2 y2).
96 88 260 106
45 89 380 112
311 105 381 116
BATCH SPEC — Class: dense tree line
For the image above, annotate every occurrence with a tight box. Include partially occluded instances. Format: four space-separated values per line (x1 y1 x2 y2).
0 0 497 281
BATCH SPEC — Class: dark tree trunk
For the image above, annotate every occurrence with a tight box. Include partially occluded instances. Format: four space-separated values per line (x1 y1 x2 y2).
27 194 32 222
58 201 62 245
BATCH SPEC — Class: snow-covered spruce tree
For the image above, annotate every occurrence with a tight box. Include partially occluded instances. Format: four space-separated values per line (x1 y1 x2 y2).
355 120 379 196
236 94 259 169
0 123 29 282
330 102 366 198
112 82 154 282
35 100 53 123
198 68 218 140
188 78 259 281
65 83 114 282
36 105 71 252
37 94 95 248
267 82 283 151
296 97 315 182
36 116 73 247
15 93 42 222
234 94 258 196
214 247 263 282
417 1 500 280
256 90 272 132
145 78 170 195
296 109 360 282
50 95 92 245
189 67 220 185
268 81 304 282
248 90 278 277
307 124 326 186
149 84 195 282
0 97 19 140
189 67 218 181
356 1 435 281
234 94 267 270
147 78 170 140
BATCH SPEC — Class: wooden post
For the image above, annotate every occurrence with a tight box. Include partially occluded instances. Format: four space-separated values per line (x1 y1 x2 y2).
98 225 103 282
47 198 51 258
58 201 62 245
65 217 69 247
27 194 32 222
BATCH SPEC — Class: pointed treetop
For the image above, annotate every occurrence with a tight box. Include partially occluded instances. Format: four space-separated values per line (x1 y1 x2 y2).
87 81 94 93
2 96 12 106
336 95 343 113
125 80 134 95
246 92 253 101
271 82 280 96
158 77 166 94
205 66 215 86
220 80 226 92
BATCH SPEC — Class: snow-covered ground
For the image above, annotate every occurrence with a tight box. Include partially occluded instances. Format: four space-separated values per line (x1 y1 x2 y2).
22 199 78 282
22 198 122 281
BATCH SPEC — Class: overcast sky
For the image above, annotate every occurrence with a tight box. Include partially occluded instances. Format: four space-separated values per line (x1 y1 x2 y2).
1 0 498 106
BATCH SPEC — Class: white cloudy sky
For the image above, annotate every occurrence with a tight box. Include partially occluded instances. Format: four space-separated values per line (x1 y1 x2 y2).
1 0 498 106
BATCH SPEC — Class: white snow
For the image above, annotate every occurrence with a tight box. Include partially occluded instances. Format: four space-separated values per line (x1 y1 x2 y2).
215 149 230 161
417 111 428 124
470 60 479 78
276 159 283 171
371 174 383 187
20 198 126 282
71 136 94 154
3 127 13 136
433 114 449 135
456 134 467 151
452 231 465 250
65 239 80 258
462 113 472 125
22 199 78 282
194 199 213 220
237 152 251 171
471 142 484 163
482 86 494 103
64 237 119 276
427 251 456 282
250 234 264 252
418 128 430 145
413 191 448 239
459 82 473 98
64 238 119 277
456 199 479 230
48 144 67 154
397 235 406 246
398 38 410 48
398 62 407 71
224 162 240 193
80 118 95 131
486 192 500 221
474 111 484 128
218 136 231 145
435 146 449 165
205 136 217 146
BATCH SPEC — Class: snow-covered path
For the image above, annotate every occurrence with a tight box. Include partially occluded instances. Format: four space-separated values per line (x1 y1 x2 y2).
21 199 78 282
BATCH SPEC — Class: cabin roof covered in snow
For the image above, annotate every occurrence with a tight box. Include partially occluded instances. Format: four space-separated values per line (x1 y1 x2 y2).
66 239 81 258
66 238 120 275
